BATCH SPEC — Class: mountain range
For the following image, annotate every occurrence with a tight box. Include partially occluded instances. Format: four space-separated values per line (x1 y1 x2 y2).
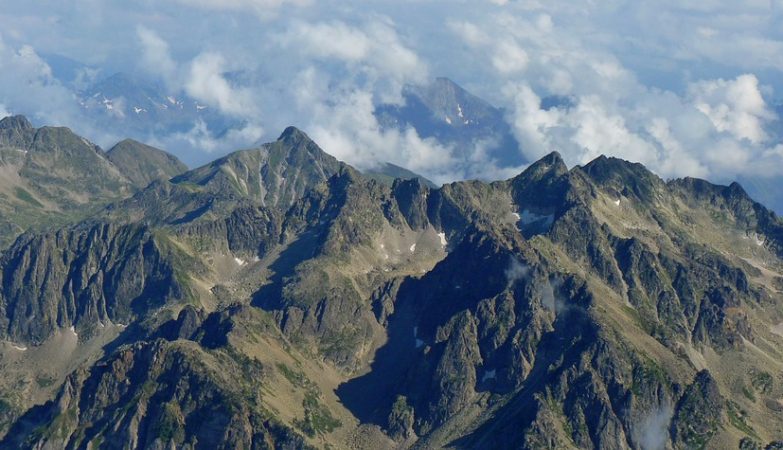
0 114 783 449
22 55 783 214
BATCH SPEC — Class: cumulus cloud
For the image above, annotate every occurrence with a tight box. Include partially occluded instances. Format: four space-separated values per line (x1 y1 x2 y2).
0 35 78 126
2 0 783 189
136 26 178 88
185 52 257 118
305 88 460 183
280 19 428 103
689 74 775 144
447 10 783 181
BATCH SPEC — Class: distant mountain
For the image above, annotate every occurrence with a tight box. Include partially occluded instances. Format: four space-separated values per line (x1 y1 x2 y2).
3 121 783 449
376 77 524 170
79 72 233 137
107 139 188 188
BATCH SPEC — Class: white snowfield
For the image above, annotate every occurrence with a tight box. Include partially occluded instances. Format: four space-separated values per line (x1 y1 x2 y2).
438 232 447 247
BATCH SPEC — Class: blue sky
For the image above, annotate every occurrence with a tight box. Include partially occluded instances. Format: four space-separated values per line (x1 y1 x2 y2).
1 0 783 184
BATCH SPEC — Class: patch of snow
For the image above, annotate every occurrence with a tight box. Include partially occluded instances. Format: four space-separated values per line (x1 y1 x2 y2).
69 325 78 337
234 257 247 266
457 103 464 119
11 344 27 351
754 234 765 246
519 209 555 227
380 243 385 249
511 212 521 220
438 232 447 247
196 104 207 111
133 106 146 114
167 96 177 105
409 243 416 253
445 116 452 125
117 323 127 328
613 199 621 206
482 369 496 382
98 322 104 328
383 253 389 260
252 256 261 263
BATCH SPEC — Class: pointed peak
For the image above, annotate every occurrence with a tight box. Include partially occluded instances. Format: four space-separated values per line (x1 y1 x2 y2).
277 126 311 144
0 115 33 131
109 138 142 150
433 77 461 89
539 151 565 167
515 151 568 182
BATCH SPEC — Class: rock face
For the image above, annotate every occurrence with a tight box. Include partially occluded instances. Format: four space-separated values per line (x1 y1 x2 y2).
2 124 783 449
107 139 188 188
0 116 188 250
171 126 344 210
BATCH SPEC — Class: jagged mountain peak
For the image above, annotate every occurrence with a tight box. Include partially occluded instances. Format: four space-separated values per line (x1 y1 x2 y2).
4 119 783 450
580 153 664 203
512 150 568 183
171 127 344 209
277 125 311 143
0 115 33 131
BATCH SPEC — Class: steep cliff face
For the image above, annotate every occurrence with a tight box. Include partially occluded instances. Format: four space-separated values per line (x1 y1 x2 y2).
0 222 181 345
4 340 312 450
3 126 783 449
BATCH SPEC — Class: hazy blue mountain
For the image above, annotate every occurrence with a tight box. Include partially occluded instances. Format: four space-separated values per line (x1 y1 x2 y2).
79 72 233 136
376 77 524 168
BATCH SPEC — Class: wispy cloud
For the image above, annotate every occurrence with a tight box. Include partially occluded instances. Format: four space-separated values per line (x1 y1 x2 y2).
1 0 782 185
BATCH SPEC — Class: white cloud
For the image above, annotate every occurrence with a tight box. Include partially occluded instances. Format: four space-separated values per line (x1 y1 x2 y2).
184 52 257 118
280 19 428 103
167 0 310 17
2 0 783 188
689 74 775 144
159 119 264 154
305 88 461 184
491 39 529 75
449 11 783 181
136 26 178 88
